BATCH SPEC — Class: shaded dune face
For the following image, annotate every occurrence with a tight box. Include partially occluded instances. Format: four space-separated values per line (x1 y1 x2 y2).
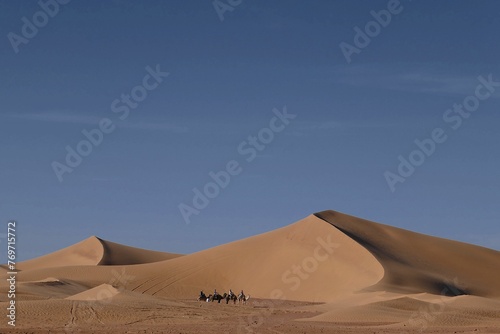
315 210 500 298
97 238 183 265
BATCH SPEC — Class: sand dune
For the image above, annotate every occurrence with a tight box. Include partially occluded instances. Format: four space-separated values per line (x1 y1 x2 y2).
305 294 500 327
14 236 104 271
97 238 183 265
9 212 500 302
0 278 90 302
66 283 121 301
13 215 384 302
65 283 186 305
315 210 500 298
1 210 499 332
14 236 182 272
124 214 385 301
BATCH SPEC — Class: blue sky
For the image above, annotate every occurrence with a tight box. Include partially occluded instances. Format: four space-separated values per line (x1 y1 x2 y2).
1 0 499 261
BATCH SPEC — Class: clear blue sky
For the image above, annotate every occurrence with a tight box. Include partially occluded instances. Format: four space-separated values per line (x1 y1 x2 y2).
1 0 499 261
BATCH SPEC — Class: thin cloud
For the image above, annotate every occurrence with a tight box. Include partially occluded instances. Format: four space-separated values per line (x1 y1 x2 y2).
7 111 188 133
118 121 188 133
290 120 398 137
9 111 101 124
331 64 500 97
315 120 395 129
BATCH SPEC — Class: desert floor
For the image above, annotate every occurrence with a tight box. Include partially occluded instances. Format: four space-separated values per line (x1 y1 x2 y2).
1 298 499 333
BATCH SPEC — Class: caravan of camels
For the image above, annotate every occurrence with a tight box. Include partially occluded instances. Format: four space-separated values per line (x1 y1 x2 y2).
198 289 250 304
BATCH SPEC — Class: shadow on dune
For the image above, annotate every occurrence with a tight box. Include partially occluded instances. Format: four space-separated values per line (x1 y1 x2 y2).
315 210 500 298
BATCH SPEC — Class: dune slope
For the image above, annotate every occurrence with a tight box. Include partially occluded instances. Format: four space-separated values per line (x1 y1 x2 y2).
14 236 182 272
11 215 384 302
97 238 183 265
315 210 500 298
124 215 384 302
15 236 104 272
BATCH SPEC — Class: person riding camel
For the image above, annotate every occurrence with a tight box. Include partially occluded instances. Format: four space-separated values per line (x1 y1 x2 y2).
214 289 218 297
229 289 234 297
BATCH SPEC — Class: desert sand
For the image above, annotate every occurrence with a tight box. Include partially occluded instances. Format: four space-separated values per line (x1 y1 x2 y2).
1 210 499 333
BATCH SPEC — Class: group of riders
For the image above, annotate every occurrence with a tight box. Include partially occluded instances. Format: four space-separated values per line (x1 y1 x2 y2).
198 289 249 304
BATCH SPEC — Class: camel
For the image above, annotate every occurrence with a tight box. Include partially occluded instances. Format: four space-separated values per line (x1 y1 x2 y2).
224 292 238 304
238 293 250 304
207 293 225 303
197 292 207 302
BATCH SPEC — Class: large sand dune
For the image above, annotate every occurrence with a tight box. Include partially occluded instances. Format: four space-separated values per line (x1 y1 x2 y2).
315 210 500 298
13 236 182 272
1 210 499 333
